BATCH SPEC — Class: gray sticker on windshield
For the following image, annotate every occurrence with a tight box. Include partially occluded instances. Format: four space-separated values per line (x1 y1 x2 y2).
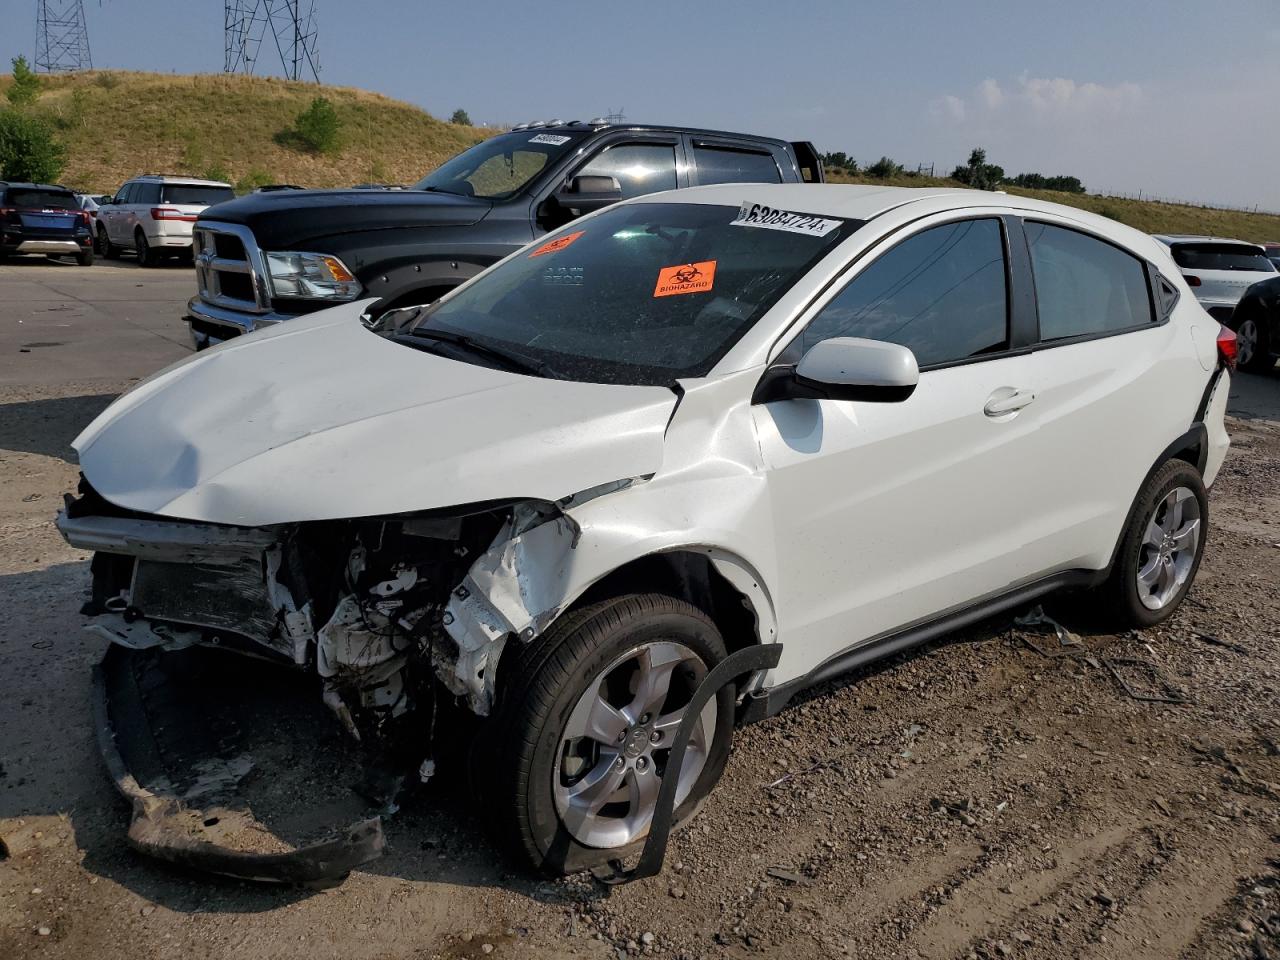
529 133 571 146
731 202 843 237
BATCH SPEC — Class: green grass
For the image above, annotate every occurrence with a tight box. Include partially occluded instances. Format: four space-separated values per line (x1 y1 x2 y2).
2 69 1277 243
0 70 491 193
824 170 1280 244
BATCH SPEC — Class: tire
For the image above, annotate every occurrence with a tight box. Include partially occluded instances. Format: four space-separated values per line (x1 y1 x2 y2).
1235 315 1273 373
478 593 735 875
76 246 94 267
135 230 158 267
98 225 119 259
1097 459 1208 629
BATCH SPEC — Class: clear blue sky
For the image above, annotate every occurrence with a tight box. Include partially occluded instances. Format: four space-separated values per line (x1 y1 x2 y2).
8 0 1279 210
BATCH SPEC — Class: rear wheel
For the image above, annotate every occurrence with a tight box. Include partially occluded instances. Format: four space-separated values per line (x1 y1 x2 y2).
1097 459 1208 628
480 594 734 875
135 230 158 267
76 246 94 266
1236 316 1272 372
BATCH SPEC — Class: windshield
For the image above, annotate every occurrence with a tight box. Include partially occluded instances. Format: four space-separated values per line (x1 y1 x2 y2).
5 188 77 210
161 184 235 206
404 202 860 385
414 130 586 201
1171 243 1276 272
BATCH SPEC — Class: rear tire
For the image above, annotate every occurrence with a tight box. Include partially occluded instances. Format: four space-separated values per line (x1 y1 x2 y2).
1096 459 1208 629
478 594 735 875
135 230 158 267
76 247 94 266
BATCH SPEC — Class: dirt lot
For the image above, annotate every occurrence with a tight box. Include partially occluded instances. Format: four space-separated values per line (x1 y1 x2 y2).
1 260 1279 959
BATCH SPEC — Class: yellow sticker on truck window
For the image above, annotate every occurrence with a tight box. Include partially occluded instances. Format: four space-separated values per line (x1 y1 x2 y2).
529 231 584 258
654 260 717 298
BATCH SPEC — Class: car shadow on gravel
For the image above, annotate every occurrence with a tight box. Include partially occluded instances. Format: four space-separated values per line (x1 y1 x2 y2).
0 394 115 463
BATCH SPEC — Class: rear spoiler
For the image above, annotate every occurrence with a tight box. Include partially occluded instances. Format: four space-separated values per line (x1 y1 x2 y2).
790 142 825 183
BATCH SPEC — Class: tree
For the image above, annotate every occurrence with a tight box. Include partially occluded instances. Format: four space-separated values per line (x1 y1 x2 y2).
1007 171 1086 193
0 110 66 182
950 147 1004 191
821 151 858 175
866 156 904 179
450 108 472 125
292 97 341 154
6 56 41 108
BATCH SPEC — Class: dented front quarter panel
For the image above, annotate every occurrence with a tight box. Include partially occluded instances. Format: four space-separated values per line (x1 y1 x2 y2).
446 368 782 713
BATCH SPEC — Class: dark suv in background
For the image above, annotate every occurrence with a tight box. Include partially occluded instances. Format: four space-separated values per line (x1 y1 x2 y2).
0 182 95 265
185 121 823 347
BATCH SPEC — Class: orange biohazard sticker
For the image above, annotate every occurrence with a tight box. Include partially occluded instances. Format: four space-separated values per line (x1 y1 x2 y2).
654 260 716 298
529 231 584 258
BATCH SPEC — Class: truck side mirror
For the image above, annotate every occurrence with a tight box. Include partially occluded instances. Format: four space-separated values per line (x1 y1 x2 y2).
553 175 623 217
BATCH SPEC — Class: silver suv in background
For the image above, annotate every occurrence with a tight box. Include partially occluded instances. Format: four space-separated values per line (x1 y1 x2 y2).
96 175 234 266
1154 234 1277 322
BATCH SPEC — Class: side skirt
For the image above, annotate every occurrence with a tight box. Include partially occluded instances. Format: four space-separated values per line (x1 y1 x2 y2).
739 569 1101 724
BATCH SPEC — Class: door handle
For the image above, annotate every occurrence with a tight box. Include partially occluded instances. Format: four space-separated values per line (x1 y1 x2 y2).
984 388 1036 417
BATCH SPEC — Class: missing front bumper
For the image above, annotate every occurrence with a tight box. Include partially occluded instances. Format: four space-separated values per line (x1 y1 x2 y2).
92 644 386 886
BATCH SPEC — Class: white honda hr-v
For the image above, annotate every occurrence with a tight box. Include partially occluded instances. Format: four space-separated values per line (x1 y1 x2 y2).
60 183 1233 881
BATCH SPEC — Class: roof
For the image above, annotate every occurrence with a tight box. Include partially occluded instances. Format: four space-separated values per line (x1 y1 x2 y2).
0 181 73 192
1152 234 1263 248
506 120 792 146
127 174 233 187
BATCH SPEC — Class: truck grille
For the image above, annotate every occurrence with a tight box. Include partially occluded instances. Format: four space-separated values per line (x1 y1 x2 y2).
193 222 269 313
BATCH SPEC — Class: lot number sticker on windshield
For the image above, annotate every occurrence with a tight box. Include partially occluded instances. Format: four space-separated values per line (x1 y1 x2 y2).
731 202 843 237
654 260 717 297
529 230 584 258
529 133 572 146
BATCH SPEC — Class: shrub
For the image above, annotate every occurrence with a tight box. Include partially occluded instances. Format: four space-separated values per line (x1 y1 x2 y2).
6 56 41 108
291 96 341 154
950 148 1004 191
866 156 904 179
450 108 471 125
0 110 66 182
235 169 276 194
203 162 231 184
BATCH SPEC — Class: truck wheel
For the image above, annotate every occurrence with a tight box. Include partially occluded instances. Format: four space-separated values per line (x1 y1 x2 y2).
1096 459 1208 629
135 230 158 267
480 594 735 875
98 226 119 259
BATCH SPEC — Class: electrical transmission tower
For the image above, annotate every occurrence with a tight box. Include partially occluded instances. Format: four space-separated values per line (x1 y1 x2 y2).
35 0 93 72
224 1 320 81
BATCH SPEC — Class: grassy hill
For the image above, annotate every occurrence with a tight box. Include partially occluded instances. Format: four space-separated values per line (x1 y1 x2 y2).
0 69 490 193
2 70 1279 242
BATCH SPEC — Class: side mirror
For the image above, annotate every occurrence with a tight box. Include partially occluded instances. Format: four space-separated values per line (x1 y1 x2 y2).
753 337 919 404
553 175 623 216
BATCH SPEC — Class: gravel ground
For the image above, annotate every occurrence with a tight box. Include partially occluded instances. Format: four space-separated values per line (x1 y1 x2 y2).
1 284 1277 958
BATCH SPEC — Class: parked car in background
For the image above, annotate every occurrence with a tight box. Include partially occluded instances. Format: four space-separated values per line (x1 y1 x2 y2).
1264 242 1280 270
1153 234 1277 322
75 193 110 220
96 175 235 266
0 181 95 265
185 120 824 348
1228 274 1280 372
251 184 304 193
63 184 1231 883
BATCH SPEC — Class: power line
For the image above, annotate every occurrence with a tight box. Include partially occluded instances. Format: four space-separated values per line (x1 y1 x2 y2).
35 0 92 72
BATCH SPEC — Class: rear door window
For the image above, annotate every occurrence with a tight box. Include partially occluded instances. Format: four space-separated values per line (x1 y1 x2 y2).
693 145 783 185
798 218 1009 367
1025 222 1154 340
161 184 235 206
133 182 161 205
575 143 678 200
1170 243 1276 272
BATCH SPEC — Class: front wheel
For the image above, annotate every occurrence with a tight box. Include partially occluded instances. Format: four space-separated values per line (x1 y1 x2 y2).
480 594 735 875
1097 459 1208 628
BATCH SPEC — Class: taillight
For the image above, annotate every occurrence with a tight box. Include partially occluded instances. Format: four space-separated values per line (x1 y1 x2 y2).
1185 275 1202 287
151 207 198 222
78 210 92 227
1216 324 1237 371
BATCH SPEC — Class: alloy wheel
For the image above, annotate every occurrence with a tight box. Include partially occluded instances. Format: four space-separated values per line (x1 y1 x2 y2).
1137 486 1201 610
1236 320 1258 367
553 640 714 849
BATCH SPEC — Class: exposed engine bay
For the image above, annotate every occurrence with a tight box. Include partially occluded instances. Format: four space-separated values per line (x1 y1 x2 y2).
60 478 581 780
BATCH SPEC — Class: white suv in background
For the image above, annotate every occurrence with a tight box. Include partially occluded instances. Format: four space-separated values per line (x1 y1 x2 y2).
96 175 235 266
1153 234 1277 322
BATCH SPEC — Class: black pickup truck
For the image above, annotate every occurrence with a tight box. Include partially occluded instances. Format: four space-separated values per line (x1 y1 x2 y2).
185 121 823 347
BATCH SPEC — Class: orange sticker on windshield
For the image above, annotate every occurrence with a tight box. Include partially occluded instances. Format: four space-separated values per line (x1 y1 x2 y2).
529 230 584 258
654 260 717 298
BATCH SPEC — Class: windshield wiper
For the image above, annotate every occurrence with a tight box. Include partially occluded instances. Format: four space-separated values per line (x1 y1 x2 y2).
399 327 562 379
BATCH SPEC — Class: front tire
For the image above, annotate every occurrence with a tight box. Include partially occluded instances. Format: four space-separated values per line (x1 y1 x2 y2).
97 225 119 259
480 594 735 875
1098 459 1208 628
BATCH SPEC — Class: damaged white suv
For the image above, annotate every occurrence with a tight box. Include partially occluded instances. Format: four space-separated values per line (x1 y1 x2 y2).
59 184 1233 883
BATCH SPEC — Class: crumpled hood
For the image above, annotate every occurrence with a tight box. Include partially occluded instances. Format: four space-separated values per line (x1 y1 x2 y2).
74 304 677 526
